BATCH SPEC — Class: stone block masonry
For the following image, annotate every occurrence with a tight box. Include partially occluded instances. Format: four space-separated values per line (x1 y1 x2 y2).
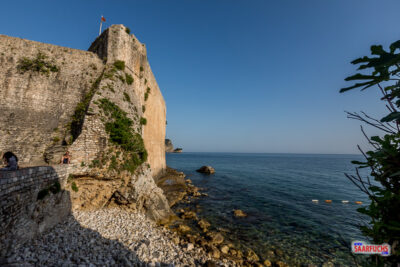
0 166 71 257
0 25 172 258
0 24 167 178
89 24 167 178
0 35 104 166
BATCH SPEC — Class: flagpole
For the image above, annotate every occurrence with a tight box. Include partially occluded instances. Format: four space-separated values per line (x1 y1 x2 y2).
99 15 103 36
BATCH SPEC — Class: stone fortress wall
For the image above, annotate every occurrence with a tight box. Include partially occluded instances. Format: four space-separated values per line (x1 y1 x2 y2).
0 36 104 166
0 25 171 256
88 25 166 178
0 24 166 178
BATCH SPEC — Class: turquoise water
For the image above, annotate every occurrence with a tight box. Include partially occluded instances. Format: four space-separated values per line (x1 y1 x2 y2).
166 153 371 265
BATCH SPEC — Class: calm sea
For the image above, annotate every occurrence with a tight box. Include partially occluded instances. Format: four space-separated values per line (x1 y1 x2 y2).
166 152 371 266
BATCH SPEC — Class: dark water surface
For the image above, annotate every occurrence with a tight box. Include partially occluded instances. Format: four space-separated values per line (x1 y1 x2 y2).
166 152 370 265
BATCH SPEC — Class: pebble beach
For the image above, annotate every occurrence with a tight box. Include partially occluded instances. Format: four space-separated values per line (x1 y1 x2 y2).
7 209 235 267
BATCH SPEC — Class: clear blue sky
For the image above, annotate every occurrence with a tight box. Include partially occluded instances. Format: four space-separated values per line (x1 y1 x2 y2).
1 0 399 154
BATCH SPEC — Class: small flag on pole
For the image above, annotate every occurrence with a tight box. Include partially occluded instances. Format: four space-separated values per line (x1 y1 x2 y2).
99 15 106 36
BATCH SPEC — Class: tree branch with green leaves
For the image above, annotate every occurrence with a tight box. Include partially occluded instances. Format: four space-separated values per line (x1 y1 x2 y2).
341 39 400 266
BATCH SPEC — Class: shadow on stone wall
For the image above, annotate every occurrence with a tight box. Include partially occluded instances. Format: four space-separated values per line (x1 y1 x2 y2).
0 166 169 266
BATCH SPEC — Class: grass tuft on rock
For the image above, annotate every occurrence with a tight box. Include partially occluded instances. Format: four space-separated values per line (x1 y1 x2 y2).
125 73 134 85
17 52 59 75
114 60 125 71
71 182 79 192
123 92 131 103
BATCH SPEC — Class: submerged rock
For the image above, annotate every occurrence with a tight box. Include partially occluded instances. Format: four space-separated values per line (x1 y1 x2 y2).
181 211 197 220
196 166 215 174
233 209 247 218
246 248 260 262
263 259 272 267
178 224 191 233
198 219 211 232
207 232 224 245
276 260 289 267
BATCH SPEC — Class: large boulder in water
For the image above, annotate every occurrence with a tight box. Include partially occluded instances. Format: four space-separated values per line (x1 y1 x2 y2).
196 166 215 174
233 209 247 218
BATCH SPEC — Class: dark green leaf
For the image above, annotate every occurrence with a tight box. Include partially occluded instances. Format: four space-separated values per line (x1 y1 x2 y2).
380 112 400 122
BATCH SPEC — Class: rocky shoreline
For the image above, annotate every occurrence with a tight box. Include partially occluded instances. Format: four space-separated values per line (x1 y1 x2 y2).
156 168 287 267
7 209 235 266
5 167 290 267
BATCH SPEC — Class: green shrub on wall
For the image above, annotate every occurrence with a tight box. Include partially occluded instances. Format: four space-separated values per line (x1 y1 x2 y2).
125 73 134 85
97 98 147 173
17 52 59 75
71 182 78 192
123 92 131 103
114 60 125 71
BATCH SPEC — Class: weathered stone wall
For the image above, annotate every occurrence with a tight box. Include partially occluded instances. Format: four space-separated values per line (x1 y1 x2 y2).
0 35 104 166
89 25 167 178
0 166 71 257
0 26 171 233
0 25 167 177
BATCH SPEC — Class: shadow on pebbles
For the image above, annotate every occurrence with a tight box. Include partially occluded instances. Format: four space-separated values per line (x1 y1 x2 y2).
6 208 235 266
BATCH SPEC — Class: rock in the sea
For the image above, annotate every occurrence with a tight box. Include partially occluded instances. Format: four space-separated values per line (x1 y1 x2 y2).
208 232 224 245
276 261 289 267
246 248 260 262
196 166 215 174
173 148 183 153
178 224 191 233
233 209 247 218
181 211 197 220
263 259 272 267
198 219 211 232
322 262 334 267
